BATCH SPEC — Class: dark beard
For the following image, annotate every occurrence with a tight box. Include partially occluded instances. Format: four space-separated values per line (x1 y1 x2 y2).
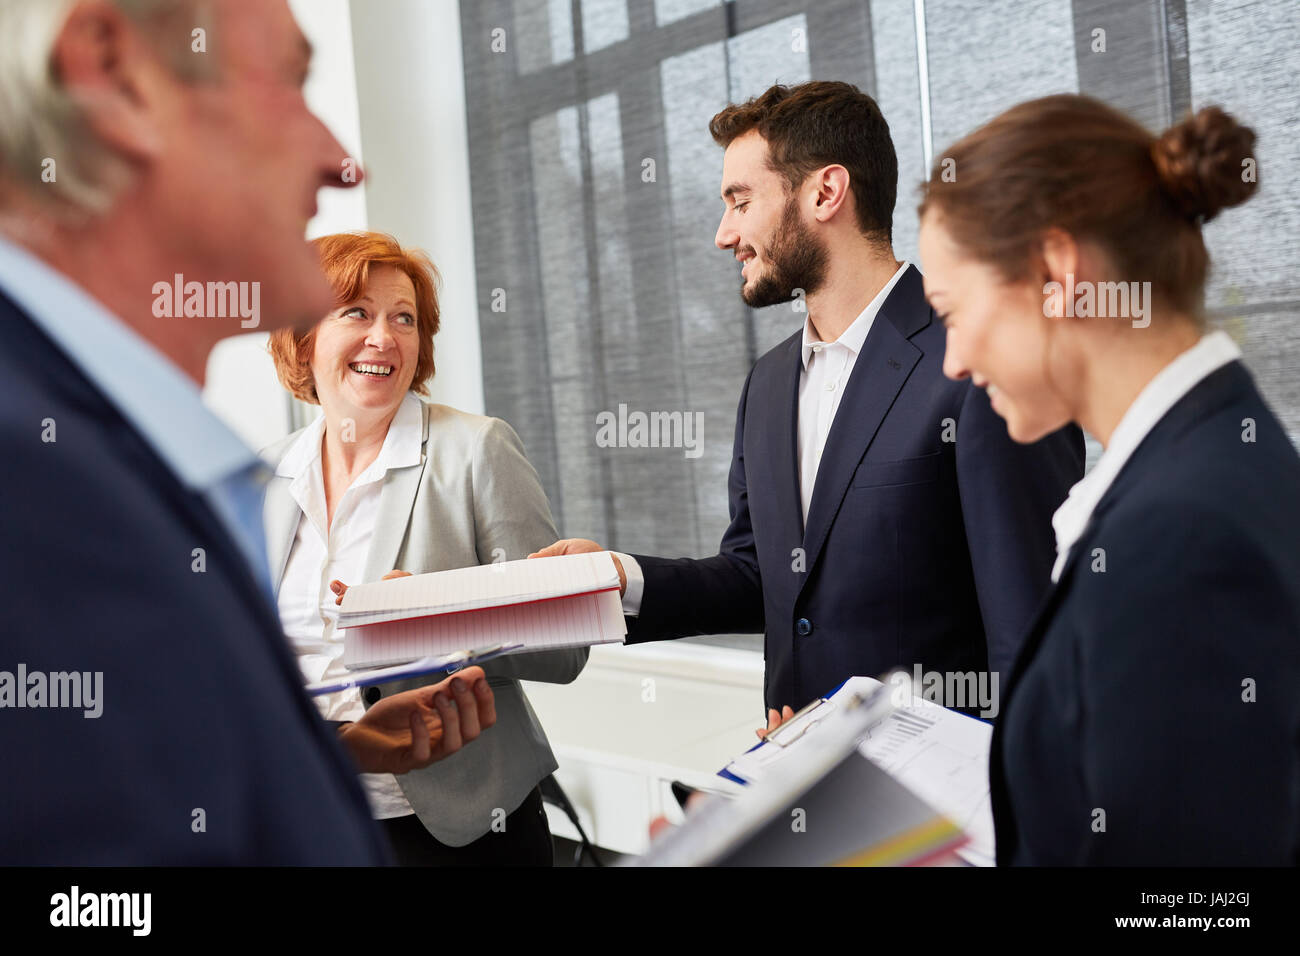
741 196 829 309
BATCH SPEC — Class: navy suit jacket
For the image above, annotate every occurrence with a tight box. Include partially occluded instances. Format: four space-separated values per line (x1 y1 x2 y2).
0 295 388 864
628 265 1085 710
991 361 1300 865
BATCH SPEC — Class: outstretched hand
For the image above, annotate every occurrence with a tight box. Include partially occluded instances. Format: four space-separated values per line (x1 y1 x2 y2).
339 666 496 775
528 539 626 596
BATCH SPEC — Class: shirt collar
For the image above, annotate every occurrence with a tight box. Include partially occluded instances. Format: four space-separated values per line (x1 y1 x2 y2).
276 391 424 481
0 235 260 492
1050 330 1242 581
800 261 909 370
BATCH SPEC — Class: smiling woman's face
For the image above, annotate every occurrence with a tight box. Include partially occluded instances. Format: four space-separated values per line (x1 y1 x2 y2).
310 264 420 422
918 211 1074 444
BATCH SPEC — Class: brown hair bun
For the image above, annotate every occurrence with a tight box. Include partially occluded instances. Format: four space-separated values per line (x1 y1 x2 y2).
1151 106 1258 224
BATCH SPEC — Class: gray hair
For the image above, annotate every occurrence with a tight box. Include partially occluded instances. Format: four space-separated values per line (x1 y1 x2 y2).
0 0 211 214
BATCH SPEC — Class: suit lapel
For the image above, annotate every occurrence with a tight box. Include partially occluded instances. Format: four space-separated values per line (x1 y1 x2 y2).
361 402 430 582
264 477 301 595
991 526 1086 865
1001 534 1087 691
1003 360 1250 687
798 293 924 594
770 337 805 541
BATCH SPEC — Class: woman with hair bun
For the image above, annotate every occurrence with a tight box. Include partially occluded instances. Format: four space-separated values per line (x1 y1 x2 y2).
918 96 1300 865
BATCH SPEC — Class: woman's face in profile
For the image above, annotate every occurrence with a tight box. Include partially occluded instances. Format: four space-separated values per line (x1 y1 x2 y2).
310 264 421 420
918 212 1074 444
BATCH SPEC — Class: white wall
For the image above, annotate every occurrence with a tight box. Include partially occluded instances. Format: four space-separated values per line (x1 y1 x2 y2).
297 0 369 241
349 0 485 414
203 0 370 449
204 0 486 445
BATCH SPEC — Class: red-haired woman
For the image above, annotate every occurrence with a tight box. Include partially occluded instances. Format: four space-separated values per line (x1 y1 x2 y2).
263 231 586 865
918 97 1300 865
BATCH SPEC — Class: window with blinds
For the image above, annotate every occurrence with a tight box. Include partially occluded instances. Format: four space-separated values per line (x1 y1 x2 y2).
460 0 1300 650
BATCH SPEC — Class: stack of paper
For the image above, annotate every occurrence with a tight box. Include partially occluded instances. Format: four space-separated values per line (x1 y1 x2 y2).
716 753 969 867
719 675 995 866
854 679 995 867
338 552 627 668
633 678 970 867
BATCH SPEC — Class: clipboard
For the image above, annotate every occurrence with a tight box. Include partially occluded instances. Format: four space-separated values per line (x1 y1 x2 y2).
716 672 998 865
720 677 853 783
632 679 910 866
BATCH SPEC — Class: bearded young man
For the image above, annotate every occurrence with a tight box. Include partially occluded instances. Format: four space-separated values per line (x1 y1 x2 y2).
537 81 1084 728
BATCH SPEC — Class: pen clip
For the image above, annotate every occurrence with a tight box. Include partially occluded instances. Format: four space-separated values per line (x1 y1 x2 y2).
760 697 830 747
450 643 507 668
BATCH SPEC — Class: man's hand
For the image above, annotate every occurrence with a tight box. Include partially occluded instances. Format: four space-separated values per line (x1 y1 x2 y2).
330 569 410 606
648 789 711 841
528 539 626 596
756 705 796 741
338 666 496 775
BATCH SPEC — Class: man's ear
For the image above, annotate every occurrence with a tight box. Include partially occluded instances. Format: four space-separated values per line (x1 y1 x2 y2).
51 0 167 165
810 164 851 223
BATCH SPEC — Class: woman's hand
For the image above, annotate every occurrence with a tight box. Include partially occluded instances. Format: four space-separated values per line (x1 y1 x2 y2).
330 570 494 773
338 666 497 774
330 569 411 605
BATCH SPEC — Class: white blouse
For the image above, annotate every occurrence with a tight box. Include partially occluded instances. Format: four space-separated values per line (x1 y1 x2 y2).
1050 331 1242 582
275 393 424 819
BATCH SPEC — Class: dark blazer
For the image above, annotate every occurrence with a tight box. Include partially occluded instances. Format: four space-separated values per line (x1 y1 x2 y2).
990 361 1300 865
627 265 1085 710
0 294 388 864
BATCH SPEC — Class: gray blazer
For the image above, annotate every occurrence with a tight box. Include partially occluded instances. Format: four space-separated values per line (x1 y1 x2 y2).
262 400 587 846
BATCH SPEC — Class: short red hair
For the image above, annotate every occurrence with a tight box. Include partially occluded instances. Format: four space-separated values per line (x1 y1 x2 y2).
269 231 441 404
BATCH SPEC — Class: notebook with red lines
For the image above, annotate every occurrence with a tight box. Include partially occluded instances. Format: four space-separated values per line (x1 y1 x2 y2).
338 552 627 669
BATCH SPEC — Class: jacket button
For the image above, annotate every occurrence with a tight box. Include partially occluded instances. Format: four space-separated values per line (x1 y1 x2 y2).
796 618 813 636
363 686 381 705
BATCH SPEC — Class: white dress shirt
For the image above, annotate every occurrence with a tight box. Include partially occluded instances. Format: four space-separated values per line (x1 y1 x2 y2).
619 262 910 614
275 392 424 818
1050 330 1242 582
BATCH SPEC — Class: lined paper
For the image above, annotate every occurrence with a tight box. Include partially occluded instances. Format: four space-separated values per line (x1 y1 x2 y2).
340 554 627 668
339 552 621 627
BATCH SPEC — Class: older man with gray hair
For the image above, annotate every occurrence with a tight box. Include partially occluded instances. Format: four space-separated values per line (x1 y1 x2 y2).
0 0 495 864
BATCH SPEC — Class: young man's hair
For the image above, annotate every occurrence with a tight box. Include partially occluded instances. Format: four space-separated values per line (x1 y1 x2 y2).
709 81 898 245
